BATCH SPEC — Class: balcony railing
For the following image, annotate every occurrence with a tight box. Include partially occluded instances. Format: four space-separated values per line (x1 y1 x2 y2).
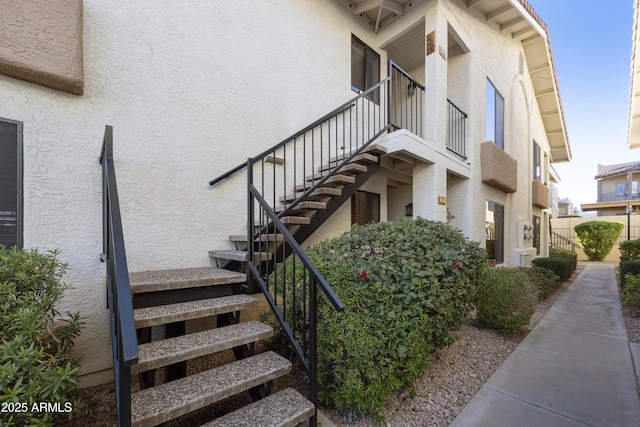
388 61 425 138
447 98 467 159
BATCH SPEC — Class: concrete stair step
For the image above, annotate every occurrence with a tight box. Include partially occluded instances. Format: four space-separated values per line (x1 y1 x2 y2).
280 187 342 203
281 216 311 225
131 351 291 427
326 151 379 166
228 234 284 243
129 267 246 294
328 144 387 163
294 174 354 191
305 163 367 181
133 320 274 373
275 201 327 215
311 163 367 177
201 387 314 427
209 250 272 262
133 294 258 328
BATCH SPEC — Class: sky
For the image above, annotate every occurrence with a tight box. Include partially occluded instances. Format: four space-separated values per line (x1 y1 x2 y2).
526 0 635 211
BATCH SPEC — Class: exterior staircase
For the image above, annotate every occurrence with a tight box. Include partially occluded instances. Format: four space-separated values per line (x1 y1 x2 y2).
125 266 314 426
102 62 416 427
209 144 387 280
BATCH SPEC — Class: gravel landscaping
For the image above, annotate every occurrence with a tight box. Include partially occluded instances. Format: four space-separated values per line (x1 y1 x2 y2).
58 262 640 427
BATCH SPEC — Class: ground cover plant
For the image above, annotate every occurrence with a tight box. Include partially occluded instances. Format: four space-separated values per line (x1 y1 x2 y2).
0 248 83 426
295 218 486 417
574 220 624 261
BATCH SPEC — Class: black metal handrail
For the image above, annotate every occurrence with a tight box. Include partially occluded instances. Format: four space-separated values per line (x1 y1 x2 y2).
447 98 467 159
550 230 582 252
209 62 426 426
100 125 138 427
248 164 344 427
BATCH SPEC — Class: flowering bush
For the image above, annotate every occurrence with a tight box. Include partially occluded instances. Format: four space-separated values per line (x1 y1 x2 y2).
297 218 486 416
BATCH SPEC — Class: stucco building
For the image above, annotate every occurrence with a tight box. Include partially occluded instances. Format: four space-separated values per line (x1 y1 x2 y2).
0 0 570 424
581 162 640 216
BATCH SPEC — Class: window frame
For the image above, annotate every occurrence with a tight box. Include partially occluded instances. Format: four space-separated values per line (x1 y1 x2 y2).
0 118 23 249
486 79 504 149
486 200 504 264
351 34 380 99
533 140 541 181
351 190 381 226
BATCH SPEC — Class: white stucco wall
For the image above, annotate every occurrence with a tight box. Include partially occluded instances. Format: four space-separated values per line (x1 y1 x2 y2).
0 0 565 383
0 0 390 383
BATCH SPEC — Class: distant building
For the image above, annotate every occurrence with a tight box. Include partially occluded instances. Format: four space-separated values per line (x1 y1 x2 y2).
581 162 640 215
557 197 576 217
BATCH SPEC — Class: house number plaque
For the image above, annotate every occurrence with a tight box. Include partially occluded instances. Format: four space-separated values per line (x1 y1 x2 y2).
438 196 447 205
426 31 435 55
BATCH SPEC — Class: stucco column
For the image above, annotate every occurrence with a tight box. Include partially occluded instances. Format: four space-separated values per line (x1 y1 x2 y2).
413 162 447 222
424 4 448 149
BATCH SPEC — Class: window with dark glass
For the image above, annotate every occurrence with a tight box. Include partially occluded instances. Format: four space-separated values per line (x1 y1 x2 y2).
351 190 380 225
0 119 22 248
533 141 541 181
351 35 380 102
486 79 504 149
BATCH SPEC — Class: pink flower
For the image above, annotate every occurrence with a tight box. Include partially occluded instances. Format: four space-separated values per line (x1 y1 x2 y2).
451 261 460 269
360 270 367 279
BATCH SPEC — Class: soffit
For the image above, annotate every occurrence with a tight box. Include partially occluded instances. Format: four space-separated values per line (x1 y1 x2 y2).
338 0 425 33
339 0 571 163
468 0 571 163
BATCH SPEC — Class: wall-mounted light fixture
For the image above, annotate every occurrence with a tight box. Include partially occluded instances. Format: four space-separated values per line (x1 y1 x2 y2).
407 82 416 97
406 203 413 217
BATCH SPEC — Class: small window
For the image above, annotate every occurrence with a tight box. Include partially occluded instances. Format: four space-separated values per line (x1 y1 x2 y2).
533 141 541 181
617 183 627 198
351 35 380 102
0 119 23 248
351 190 380 226
486 79 504 149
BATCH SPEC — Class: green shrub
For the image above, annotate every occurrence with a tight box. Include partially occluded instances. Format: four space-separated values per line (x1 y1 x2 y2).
0 247 83 426
549 248 578 272
531 257 572 281
619 239 640 262
624 273 640 316
292 218 486 416
620 260 640 288
520 266 560 300
574 221 624 261
473 267 538 334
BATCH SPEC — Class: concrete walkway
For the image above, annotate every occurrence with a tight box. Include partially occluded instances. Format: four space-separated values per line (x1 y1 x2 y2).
450 263 640 427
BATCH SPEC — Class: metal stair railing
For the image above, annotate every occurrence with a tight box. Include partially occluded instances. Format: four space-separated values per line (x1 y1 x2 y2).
550 230 582 253
209 61 425 426
100 125 138 427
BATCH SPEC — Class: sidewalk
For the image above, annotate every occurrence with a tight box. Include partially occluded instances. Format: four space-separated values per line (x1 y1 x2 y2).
450 262 640 427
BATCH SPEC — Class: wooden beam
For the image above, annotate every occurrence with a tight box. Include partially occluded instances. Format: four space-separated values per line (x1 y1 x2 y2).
520 33 542 45
467 0 485 7
486 4 512 20
528 62 549 74
501 16 524 31
382 0 403 15
353 0 380 14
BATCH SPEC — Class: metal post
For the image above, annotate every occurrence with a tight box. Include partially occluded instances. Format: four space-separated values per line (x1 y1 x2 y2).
627 203 632 240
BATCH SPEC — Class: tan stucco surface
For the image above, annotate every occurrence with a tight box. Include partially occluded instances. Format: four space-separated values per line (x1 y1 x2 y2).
0 0 83 94
532 179 549 209
480 141 518 193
